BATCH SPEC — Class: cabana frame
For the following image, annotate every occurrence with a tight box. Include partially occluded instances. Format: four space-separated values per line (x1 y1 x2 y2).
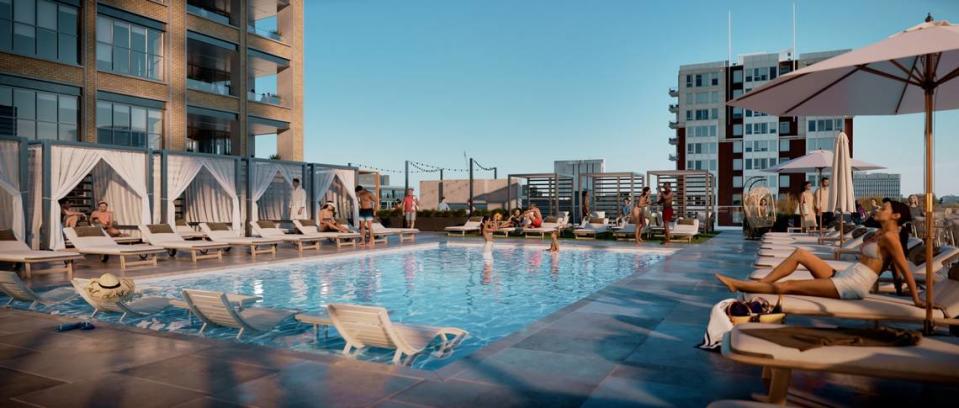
507 173 574 217
576 172 645 223
645 169 715 233
0 135 29 240
34 140 154 250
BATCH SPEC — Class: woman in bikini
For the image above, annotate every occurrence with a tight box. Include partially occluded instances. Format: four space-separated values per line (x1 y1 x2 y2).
319 204 350 233
631 187 651 243
715 200 922 305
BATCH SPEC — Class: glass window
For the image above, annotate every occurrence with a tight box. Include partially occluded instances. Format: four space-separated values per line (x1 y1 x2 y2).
685 74 692 87
695 74 702 87
732 70 743 83
745 123 752 135
732 141 742 153
13 88 34 119
35 91 55 122
5 0 77 63
732 124 743 136
97 99 163 148
744 159 752 170
780 139 790 152
733 159 742 171
823 119 833 131
808 120 816 132
96 100 112 144
779 175 791 189
97 15 163 80
733 176 743 188
711 72 719 86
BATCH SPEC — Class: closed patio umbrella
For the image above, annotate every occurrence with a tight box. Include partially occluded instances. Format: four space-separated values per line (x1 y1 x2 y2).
827 133 856 247
731 15 959 332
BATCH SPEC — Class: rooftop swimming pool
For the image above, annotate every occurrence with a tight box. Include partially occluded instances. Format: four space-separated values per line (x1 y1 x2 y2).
12 242 669 369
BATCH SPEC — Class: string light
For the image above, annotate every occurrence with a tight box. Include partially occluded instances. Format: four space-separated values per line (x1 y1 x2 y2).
352 159 497 175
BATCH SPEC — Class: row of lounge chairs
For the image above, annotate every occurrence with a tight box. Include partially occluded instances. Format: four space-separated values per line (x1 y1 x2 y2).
1 219 420 279
443 214 702 242
718 227 959 404
444 214 573 239
0 272 466 366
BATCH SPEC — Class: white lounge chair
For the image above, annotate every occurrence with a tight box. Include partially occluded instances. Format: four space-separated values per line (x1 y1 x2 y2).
445 217 483 237
722 323 959 404
372 222 418 243
524 217 562 239
175 220 206 240
0 271 77 309
326 303 469 365
670 218 701 242
291 219 360 248
251 220 325 252
0 230 83 279
63 226 168 272
71 278 171 322
199 222 282 258
573 217 609 240
182 289 295 339
138 224 230 263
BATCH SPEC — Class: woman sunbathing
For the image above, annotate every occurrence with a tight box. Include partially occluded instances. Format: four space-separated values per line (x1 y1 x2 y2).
715 200 923 306
90 201 124 237
319 204 350 233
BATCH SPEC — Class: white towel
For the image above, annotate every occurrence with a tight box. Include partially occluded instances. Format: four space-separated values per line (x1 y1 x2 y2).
699 299 737 350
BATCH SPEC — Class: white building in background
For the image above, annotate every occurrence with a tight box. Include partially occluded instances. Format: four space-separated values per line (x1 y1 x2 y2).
854 173 901 199
671 50 853 226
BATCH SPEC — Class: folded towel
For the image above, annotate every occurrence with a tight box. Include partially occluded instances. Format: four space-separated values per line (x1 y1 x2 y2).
741 326 921 351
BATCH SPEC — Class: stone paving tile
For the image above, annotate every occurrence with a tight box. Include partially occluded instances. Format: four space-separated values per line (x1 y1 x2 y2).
511 326 647 362
0 343 35 361
120 353 279 393
213 360 422 408
16 373 206 408
390 378 586 408
580 376 714 407
449 347 615 396
170 396 254 408
0 367 66 402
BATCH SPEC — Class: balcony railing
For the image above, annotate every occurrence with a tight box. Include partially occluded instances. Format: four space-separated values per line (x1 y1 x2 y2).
668 104 679 113
249 91 282 105
668 121 678 129
668 137 677 145
668 88 679 97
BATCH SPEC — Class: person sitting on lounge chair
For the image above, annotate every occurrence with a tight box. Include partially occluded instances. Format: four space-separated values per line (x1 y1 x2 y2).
508 208 525 228
524 204 543 228
716 200 923 306
61 201 86 228
90 201 124 237
319 203 350 233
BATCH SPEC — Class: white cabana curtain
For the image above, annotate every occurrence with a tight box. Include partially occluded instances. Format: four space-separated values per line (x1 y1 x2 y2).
312 169 336 220
48 146 150 249
167 155 241 233
252 162 301 221
0 140 24 241
334 169 360 225
152 155 161 223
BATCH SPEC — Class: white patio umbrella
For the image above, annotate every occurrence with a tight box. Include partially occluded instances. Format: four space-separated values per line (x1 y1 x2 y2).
731 15 959 331
827 132 856 247
763 144 885 236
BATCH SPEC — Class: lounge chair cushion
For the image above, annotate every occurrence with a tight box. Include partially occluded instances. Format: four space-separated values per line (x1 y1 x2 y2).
75 226 105 237
748 293 947 320
206 222 230 231
257 220 277 229
147 224 175 234
0 229 16 241
727 323 959 381
908 245 944 266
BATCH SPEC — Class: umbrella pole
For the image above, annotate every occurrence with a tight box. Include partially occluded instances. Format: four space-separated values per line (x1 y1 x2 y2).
923 68 935 334
817 168 823 243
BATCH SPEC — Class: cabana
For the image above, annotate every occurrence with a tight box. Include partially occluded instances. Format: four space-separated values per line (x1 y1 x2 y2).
576 172 645 223
646 169 715 233
0 136 27 242
249 158 305 222
312 164 359 226
506 173 574 217
158 152 242 234
37 142 153 250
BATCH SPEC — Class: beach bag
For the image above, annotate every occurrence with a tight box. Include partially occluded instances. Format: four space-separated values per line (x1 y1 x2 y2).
725 295 785 325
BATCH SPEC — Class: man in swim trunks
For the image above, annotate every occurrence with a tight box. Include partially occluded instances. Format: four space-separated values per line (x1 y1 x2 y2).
402 188 419 229
90 201 124 237
355 185 379 247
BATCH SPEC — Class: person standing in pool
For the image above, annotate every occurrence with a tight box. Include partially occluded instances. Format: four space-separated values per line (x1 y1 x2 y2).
355 185 379 247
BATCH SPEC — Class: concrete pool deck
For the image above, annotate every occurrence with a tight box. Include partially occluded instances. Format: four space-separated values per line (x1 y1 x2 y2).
0 232 957 407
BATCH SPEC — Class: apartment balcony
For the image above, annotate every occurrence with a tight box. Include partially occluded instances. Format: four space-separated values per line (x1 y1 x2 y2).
668 154 677 162
668 137 677 146
668 104 679 114
668 121 678 129
668 88 679 98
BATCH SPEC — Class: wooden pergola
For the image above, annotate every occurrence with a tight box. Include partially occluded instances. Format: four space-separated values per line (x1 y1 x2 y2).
646 169 715 232
506 173 574 217
576 172 645 223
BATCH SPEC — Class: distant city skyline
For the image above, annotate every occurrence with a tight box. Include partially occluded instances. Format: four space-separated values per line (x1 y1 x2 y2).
295 0 959 195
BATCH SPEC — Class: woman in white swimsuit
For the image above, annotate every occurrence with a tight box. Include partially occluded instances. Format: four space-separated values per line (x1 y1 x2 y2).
715 200 923 305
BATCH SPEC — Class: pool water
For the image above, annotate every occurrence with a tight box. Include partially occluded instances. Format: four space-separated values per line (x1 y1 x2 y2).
8 243 666 369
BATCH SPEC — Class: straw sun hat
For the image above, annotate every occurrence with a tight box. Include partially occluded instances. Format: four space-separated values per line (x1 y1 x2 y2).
85 273 135 301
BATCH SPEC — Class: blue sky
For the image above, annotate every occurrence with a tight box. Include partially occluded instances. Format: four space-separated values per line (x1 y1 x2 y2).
294 0 959 195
